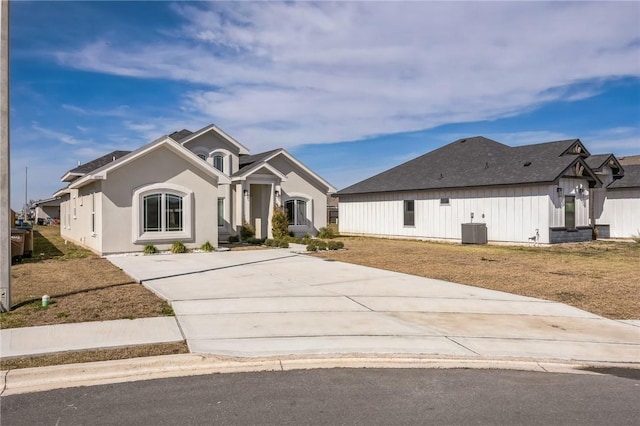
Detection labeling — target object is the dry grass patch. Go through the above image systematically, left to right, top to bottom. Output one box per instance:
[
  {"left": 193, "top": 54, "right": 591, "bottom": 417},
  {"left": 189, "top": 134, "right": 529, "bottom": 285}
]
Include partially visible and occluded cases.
[
  {"left": 1, "top": 225, "right": 174, "bottom": 329},
  {"left": 313, "top": 237, "right": 640, "bottom": 319},
  {"left": 0, "top": 342, "right": 189, "bottom": 370}
]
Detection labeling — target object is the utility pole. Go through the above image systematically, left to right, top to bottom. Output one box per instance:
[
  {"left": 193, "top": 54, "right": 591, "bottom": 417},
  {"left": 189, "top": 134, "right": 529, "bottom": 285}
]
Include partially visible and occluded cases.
[{"left": 1, "top": 0, "right": 11, "bottom": 311}]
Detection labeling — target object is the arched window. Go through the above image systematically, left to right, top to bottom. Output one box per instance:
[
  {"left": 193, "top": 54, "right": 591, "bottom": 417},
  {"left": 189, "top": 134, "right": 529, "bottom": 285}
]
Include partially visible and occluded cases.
[
  {"left": 213, "top": 154, "right": 224, "bottom": 172},
  {"left": 133, "top": 183, "right": 192, "bottom": 242},
  {"left": 142, "top": 193, "right": 183, "bottom": 232},
  {"left": 285, "top": 199, "right": 307, "bottom": 226}
]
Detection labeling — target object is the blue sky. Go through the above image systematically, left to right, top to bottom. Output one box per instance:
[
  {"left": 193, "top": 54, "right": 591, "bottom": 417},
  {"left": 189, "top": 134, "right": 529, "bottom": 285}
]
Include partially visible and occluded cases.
[{"left": 9, "top": 1, "right": 640, "bottom": 210}]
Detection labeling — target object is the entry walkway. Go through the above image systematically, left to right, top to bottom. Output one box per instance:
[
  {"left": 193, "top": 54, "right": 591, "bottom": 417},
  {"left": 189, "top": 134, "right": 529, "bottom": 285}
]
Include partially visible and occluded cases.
[
  {"left": 107, "top": 250, "right": 640, "bottom": 364},
  {"left": 1, "top": 317, "right": 182, "bottom": 358}
]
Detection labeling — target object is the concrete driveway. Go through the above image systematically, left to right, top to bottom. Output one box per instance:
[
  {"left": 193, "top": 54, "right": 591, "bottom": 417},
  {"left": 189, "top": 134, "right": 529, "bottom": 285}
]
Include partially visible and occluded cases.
[{"left": 108, "top": 249, "right": 640, "bottom": 363}]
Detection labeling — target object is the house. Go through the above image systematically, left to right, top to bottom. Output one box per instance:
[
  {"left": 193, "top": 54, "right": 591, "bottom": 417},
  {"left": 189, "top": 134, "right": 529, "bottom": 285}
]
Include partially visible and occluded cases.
[
  {"left": 54, "top": 124, "right": 335, "bottom": 255},
  {"left": 336, "top": 136, "right": 639, "bottom": 244},
  {"left": 591, "top": 155, "right": 640, "bottom": 239},
  {"left": 31, "top": 197, "right": 62, "bottom": 224}
]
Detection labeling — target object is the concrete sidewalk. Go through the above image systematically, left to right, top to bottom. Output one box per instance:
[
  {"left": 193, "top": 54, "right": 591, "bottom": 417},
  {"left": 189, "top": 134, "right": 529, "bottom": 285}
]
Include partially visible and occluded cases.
[
  {"left": 108, "top": 250, "right": 640, "bottom": 364},
  {"left": 1, "top": 317, "right": 183, "bottom": 358}
]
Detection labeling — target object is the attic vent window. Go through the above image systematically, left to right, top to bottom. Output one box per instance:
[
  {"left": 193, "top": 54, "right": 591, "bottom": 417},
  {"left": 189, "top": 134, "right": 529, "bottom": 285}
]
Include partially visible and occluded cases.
[{"left": 524, "top": 161, "right": 531, "bottom": 167}]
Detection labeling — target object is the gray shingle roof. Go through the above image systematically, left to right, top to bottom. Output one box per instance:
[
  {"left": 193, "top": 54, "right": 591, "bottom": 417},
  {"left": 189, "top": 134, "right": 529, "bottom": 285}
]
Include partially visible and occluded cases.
[
  {"left": 169, "top": 129, "right": 193, "bottom": 142},
  {"left": 337, "top": 137, "right": 592, "bottom": 195},
  {"left": 234, "top": 149, "right": 282, "bottom": 176},
  {"left": 66, "top": 150, "right": 132, "bottom": 176},
  {"left": 585, "top": 154, "right": 613, "bottom": 170},
  {"left": 618, "top": 155, "right": 640, "bottom": 166},
  {"left": 608, "top": 164, "right": 640, "bottom": 189}
]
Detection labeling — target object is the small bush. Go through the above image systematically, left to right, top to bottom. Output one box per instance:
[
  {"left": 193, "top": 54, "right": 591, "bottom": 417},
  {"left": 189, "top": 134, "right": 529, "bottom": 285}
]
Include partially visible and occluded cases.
[
  {"left": 272, "top": 205, "right": 290, "bottom": 239},
  {"left": 240, "top": 221, "right": 255, "bottom": 241},
  {"left": 318, "top": 227, "right": 337, "bottom": 239},
  {"left": 632, "top": 231, "right": 640, "bottom": 244},
  {"left": 228, "top": 235, "right": 240, "bottom": 243},
  {"left": 246, "top": 237, "right": 264, "bottom": 245},
  {"left": 264, "top": 239, "right": 275, "bottom": 247},
  {"left": 306, "top": 239, "right": 328, "bottom": 251},
  {"left": 278, "top": 240, "right": 289, "bottom": 248},
  {"left": 171, "top": 241, "right": 188, "bottom": 254},
  {"left": 201, "top": 241, "right": 214, "bottom": 252},
  {"left": 327, "top": 241, "right": 344, "bottom": 250},
  {"left": 143, "top": 244, "right": 158, "bottom": 255}
]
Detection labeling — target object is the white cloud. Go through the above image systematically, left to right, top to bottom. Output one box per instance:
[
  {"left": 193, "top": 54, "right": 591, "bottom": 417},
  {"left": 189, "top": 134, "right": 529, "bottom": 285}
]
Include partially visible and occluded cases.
[
  {"left": 51, "top": 2, "right": 639, "bottom": 151},
  {"left": 31, "top": 123, "right": 88, "bottom": 145}
]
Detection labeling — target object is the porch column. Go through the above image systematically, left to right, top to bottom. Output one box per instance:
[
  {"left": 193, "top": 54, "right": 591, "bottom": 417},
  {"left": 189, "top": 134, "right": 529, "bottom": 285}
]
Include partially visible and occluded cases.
[
  {"left": 242, "top": 181, "right": 250, "bottom": 225},
  {"left": 234, "top": 183, "right": 243, "bottom": 230},
  {"left": 267, "top": 183, "right": 275, "bottom": 238}
]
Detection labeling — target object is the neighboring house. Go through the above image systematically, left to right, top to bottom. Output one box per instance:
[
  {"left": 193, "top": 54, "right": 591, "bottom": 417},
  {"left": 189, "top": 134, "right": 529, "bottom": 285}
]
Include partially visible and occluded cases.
[
  {"left": 54, "top": 124, "right": 335, "bottom": 255},
  {"left": 337, "top": 136, "right": 638, "bottom": 244},
  {"left": 591, "top": 154, "right": 640, "bottom": 238},
  {"left": 31, "top": 197, "right": 62, "bottom": 224}
]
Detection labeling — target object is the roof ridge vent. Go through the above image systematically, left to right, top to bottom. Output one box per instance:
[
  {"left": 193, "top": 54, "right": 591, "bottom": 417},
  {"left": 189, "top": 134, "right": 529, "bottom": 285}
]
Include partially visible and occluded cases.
[{"left": 460, "top": 139, "right": 467, "bottom": 143}]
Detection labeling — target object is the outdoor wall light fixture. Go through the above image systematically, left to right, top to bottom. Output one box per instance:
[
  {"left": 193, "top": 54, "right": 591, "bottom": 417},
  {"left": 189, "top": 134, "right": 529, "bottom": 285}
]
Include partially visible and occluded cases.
[
  {"left": 556, "top": 187, "right": 563, "bottom": 194},
  {"left": 243, "top": 190, "right": 249, "bottom": 196},
  {"left": 274, "top": 190, "right": 280, "bottom": 197}
]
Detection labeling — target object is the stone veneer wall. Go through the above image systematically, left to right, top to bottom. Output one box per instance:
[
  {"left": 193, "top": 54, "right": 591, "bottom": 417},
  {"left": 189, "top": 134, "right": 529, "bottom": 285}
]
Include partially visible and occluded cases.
[{"left": 549, "top": 226, "right": 593, "bottom": 244}]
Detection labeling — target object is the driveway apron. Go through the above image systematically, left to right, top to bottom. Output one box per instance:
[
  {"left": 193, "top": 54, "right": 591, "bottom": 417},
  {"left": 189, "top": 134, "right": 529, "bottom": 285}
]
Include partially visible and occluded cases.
[{"left": 108, "top": 250, "right": 640, "bottom": 363}]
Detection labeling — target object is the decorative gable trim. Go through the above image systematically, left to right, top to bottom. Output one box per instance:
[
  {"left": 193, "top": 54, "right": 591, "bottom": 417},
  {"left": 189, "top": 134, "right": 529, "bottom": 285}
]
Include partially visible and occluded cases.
[{"left": 560, "top": 139, "right": 590, "bottom": 157}]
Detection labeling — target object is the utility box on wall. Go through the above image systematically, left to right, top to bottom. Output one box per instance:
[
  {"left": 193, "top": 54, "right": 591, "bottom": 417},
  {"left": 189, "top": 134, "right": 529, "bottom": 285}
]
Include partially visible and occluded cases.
[{"left": 461, "top": 223, "right": 487, "bottom": 244}]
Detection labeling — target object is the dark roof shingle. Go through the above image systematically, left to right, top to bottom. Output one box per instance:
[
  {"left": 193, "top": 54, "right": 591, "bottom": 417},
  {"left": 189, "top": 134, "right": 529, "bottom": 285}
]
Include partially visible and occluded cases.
[
  {"left": 337, "top": 137, "right": 589, "bottom": 195},
  {"left": 66, "top": 150, "right": 132, "bottom": 176},
  {"left": 608, "top": 165, "right": 640, "bottom": 189}
]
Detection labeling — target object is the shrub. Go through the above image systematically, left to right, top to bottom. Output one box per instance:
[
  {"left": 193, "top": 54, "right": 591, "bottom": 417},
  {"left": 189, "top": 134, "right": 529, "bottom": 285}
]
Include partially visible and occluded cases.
[
  {"left": 272, "top": 205, "right": 289, "bottom": 239},
  {"left": 240, "top": 221, "right": 255, "bottom": 241},
  {"left": 318, "top": 227, "right": 337, "bottom": 239},
  {"left": 632, "top": 231, "right": 640, "bottom": 244},
  {"left": 228, "top": 235, "right": 240, "bottom": 243},
  {"left": 246, "top": 237, "right": 264, "bottom": 245},
  {"left": 264, "top": 239, "right": 275, "bottom": 247},
  {"left": 306, "top": 239, "right": 328, "bottom": 252},
  {"left": 278, "top": 240, "right": 289, "bottom": 248},
  {"left": 171, "top": 241, "right": 187, "bottom": 254},
  {"left": 201, "top": 241, "right": 214, "bottom": 252},
  {"left": 327, "top": 241, "right": 344, "bottom": 250},
  {"left": 143, "top": 244, "right": 158, "bottom": 255}
]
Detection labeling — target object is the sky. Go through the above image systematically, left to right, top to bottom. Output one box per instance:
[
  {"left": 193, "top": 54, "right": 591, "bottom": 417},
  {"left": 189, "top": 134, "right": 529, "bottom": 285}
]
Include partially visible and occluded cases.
[{"left": 9, "top": 1, "right": 640, "bottom": 210}]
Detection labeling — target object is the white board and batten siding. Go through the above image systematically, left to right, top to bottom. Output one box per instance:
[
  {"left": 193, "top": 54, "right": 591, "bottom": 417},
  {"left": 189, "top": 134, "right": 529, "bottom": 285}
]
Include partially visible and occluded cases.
[
  {"left": 548, "top": 178, "right": 591, "bottom": 228},
  {"left": 339, "top": 185, "right": 554, "bottom": 244},
  {"left": 595, "top": 188, "right": 640, "bottom": 238}
]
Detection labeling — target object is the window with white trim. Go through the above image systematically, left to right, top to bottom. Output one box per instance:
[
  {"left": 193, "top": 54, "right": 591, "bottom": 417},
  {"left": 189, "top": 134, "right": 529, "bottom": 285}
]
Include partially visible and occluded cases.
[
  {"left": 213, "top": 155, "right": 224, "bottom": 173},
  {"left": 132, "top": 183, "right": 193, "bottom": 243},
  {"left": 90, "top": 192, "right": 96, "bottom": 235},
  {"left": 143, "top": 193, "right": 183, "bottom": 233},
  {"left": 285, "top": 199, "right": 307, "bottom": 226}
]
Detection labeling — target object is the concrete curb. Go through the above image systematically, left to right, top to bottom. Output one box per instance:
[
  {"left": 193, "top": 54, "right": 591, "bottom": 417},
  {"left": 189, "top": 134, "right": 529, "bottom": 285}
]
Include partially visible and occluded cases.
[{"left": 2, "top": 354, "right": 638, "bottom": 396}]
